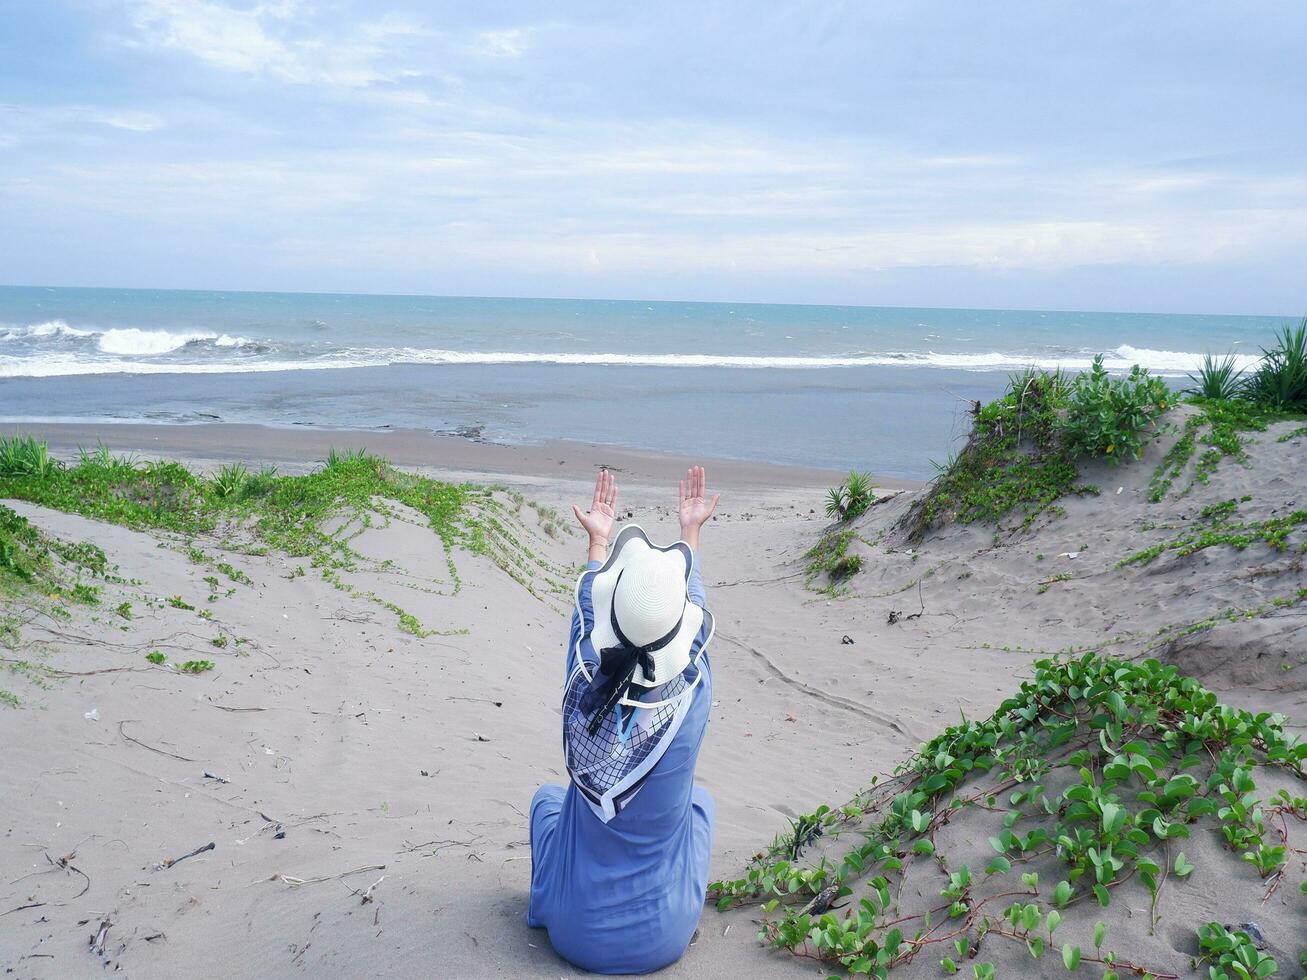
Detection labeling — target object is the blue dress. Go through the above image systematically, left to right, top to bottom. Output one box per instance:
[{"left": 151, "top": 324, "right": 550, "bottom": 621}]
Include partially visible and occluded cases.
[{"left": 527, "top": 557, "right": 713, "bottom": 974}]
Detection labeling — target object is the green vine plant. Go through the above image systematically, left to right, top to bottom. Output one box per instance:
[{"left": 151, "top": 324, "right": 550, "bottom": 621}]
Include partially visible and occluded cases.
[
  {"left": 1147, "top": 399, "right": 1279, "bottom": 503},
  {"left": 0, "top": 439, "right": 575, "bottom": 636},
  {"left": 1118, "top": 496, "right": 1307, "bottom": 568},
  {"left": 709, "top": 654, "right": 1306, "bottom": 978},
  {"left": 1194, "top": 922, "right": 1277, "bottom": 979}
]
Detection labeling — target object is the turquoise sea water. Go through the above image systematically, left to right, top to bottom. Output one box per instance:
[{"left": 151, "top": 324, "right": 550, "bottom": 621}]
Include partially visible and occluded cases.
[{"left": 0, "top": 286, "right": 1292, "bottom": 478}]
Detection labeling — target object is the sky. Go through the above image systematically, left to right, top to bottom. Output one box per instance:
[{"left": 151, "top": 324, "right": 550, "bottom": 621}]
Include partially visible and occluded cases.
[{"left": 1, "top": 1, "right": 1304, "bottom": 315}]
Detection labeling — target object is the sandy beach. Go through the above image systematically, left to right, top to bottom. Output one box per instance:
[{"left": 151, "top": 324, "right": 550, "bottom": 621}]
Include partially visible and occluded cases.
[
  {"left": 5, "top": 3, "right": 1306, "bottom": 975},
  {"left": 2, "top": 408, "right": 1304, "bottom": 978},
  {"left": 0, "top": 428, "right": 937, "bottom": 978}
]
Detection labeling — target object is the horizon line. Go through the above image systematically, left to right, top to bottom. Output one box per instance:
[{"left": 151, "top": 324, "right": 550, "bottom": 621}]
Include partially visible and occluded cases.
[{"left": 0, "top": 281, "right": 1299, "bottom": 323}]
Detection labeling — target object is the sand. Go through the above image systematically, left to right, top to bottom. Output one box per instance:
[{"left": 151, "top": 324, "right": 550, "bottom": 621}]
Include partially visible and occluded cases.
[{"left": 1, "top": 419, "right": 1303, "bottom": 978}]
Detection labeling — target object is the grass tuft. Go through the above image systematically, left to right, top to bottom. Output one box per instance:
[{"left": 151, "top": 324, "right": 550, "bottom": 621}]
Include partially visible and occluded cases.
[
  {"left": 1244, "top": 318, "right": 1307, "bottom": 412},
  {"left": 1185, "top": 352, "right": 1246, "bottom": 401},
  {"left": 0, "top": 435, "right": 61, "bottom": 479},
  {"left": 824, "top": 470, "right": 876, "bottom": 522}
]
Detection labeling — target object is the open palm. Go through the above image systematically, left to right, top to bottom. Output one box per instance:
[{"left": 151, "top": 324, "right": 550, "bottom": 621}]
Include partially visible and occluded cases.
[
  {"left": 678, "top": 465, "right": 719, "bottom": 530},
  {"left": 573, "top": 468, "right": 618, "bottom": 542}
]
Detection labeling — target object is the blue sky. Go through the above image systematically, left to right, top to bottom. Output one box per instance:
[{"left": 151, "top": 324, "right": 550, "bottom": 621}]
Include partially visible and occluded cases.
[{"left": 1, "top": 1, "right": 1304, "bottom": 314}]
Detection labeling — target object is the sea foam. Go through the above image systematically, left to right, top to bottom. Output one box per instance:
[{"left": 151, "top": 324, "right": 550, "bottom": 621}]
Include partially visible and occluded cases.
[
  {"left": 0, "top": 314, "right": 1266, "bottom": 379},
  {"left": 0, "top": 319, "right": 95, "bottom": 340},
  {"left": 96, "top": 328, "right": 219, "bottom": 356},
  {"left": 0, "top": 344, "right": 1257, "bottom": 378}
]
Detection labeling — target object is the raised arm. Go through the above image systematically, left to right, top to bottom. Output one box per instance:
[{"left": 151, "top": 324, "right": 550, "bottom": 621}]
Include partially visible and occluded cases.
[
  {"left": 677, "top": 465, "right": 719, "bottom": 552},
  {"left": 678, "top": 466, "right": 719, "bottom": 607},
  {"left": 573, "top": 468, "right": 618, "bottom": 565}
]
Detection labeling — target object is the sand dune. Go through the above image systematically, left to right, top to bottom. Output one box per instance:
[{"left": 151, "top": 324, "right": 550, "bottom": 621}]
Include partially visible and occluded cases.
[{"left": 1, "top": 419, "right": 1303, "bottom": 977}]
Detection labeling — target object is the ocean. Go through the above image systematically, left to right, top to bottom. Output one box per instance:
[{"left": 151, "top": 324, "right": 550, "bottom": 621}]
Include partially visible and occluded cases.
[{"left": 0, "top": 285, "right": 1290, "bottom": 479}]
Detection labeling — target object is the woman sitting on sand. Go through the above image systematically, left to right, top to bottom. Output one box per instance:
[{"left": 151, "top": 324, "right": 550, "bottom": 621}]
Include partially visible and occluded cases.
[{"left": 527, "top": 466, "right": 719, "bottom": 974}]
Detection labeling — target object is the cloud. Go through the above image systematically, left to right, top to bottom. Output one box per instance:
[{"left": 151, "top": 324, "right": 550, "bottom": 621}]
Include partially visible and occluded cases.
[
  {"left": 126, "top": 0, "right": 429, "bottom": 87},
  {"left": 3, "top": 2, "right": 1304, "bottom": 310},
  {"left": 472, "top": 28, "right": 533, "bottom": 58},
  {"left": 0, "top": 103, "right": 166, "bottom": 144},
  {"left": 96, "top": 110, "right": 165, "bottom": 132},
  {"left": 23, "top": 117, "right": 1300, "bottom": 287},
  {"left": 919, "top": 155, "right": 1021, "bottom": 168},
  {"left": 280, "top": 211, "right": 1307, "bottom": 280}
]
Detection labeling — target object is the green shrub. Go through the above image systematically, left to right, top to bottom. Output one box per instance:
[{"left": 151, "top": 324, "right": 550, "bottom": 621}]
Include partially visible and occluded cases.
[
  {"left": 1244, "top": 318, "right": 1307, "bottom": 412},
  {"left": 1186, "top": 352, "right": 1246, "bottom": 400},
  {"left": 1060, "top": 356, "right": 1171, "bottom": 463},
  {"left": 902, "top": 358, "right": 1170, "bottom": 537},
  {"left": 902, "top": 368, "right": 1083, "bottom": 536},
  {"left": 829, "top": 554, "right": 862, "bottom": 580}
]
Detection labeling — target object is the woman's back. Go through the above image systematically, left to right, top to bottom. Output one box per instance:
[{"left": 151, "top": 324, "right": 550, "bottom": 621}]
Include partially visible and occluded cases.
[
  {"left": 527, "top": 467, "right": 720, "bottom": 974},
  {"left": 527, "top": 661, "right": 712, "bottom": 973}
]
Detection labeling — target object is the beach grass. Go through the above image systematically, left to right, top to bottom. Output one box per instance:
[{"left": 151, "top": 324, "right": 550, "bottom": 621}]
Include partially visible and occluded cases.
[
  {"left": 1181, "top": 318, "right": 1307, "bottom": 413},
  {"left": 1243, "top": 318, "right": 1307, "bottom": 413},
  {"left": 869, "top": 339, "right": 1307, "bottom": 549},
  {"left": 1185, "top": 352, "right": 1247, "bottom": 401},
  {"left": 893, "top": 356, "right": 1157, "bottom": 541},
  {"left": 0, "top": 441, "right": 573, "bottom": 639},
  {"left": 825, "top": 471, "right": 876, "bottom": 523}
]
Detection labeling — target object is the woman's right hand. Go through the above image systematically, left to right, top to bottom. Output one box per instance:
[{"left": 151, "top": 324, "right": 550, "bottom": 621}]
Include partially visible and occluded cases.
[
  {"left": 678, "top": 465, "right": 719, "bottom": 550},
  {"left": 573, "top": 468, "right": 618, "bottom": 560}
]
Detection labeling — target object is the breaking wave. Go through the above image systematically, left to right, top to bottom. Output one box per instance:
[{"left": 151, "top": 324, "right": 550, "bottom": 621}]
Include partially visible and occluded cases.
[{"left": 0, "top": 319, "right": 1262, "bottom": 378}]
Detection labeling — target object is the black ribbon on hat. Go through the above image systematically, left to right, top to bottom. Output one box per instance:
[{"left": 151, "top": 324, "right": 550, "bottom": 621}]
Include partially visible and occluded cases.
[{"left": 586, "top": 569, "right": 685, "bottom": 736}]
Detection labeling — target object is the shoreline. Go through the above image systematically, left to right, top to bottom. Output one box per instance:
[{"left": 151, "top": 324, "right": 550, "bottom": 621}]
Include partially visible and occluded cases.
[{"left": 0, "top": 419, "right": 922, "bottom": 491}]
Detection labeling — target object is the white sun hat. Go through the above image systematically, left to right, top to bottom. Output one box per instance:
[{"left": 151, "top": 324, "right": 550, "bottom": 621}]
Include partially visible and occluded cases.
[
  {"left": 562, "top": 523, "right": 713, "bottom": 821},
  {"left": 580, "top": 524, "right": 706, "bottom": 690}
]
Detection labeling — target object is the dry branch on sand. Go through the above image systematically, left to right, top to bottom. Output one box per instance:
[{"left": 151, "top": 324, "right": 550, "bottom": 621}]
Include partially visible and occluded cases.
[
  {"left": 118, "top": 719, "right": 195, "bottom": 762},
  {"left": 263, "top": 864, "right": 386, "bottom": 888}
]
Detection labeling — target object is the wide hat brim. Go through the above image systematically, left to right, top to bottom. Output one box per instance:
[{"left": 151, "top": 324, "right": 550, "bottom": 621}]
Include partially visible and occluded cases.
[{"left": 578, "top": 523, "right": 708, "bottom": 689}]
